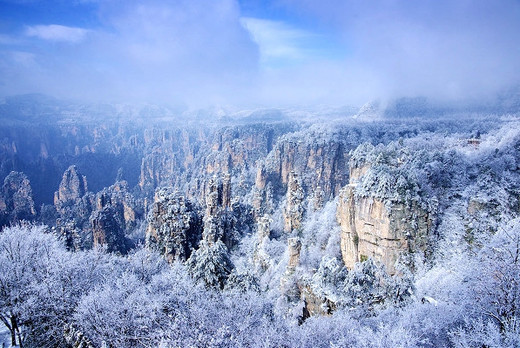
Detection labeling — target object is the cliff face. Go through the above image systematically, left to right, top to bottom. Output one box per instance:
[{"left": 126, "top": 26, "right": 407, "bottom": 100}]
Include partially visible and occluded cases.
[
  {"left": 138, "top": 125, "right": 289, "bottom": 209},
  {"left": 253, "top": 129, "right": 350, "bottom": 221},
  {"left": 255, "top": 131, "right": 349, "bottom": 197},
  {"left": 337, "top": 164, "right": 430, "bottom": 275},
  {"left": 53, "top": 166, "right": 140, "bottom": 252},
  {"left": 0, "top": 171, "right": 36, "bottom": 226},
  {"left": 90, "top": 180, "right": 142, "bottom": 253},
  {"left": 96, "top": 180, "right": 141, "bottom": 230}
]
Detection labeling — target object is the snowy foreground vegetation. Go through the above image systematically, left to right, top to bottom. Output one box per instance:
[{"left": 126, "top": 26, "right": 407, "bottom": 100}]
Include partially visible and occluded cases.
[
  {"left": 1, "top": 100, "right": 520, "bottom": 347},
  {"left": 1, "top": 219, "right": 520, "bottom": 347}
]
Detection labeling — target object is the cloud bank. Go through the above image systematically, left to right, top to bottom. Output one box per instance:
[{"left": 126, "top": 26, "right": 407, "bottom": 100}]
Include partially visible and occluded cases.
[
  {"left": 0, "top": 0, "right": 519, "bottom": 107},
  {"left": 277, "top": 0, "right": 520, "bottom": 103}
]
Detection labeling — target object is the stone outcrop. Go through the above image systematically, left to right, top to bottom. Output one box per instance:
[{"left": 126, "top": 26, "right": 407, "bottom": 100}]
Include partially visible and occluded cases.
[
  {"left": 138, "top": 125, "right": 288, "bottom": 210},
  {"left": 254, "top": 130, "right": 349, "bottom": 201},
  {"left": 53, "top": 165, "right": 142, "bottom": 252},
  {"left": 54, "top": 165, "right": 88, "bottom": 211},
  {"left": 337, "top": 165, "right": 430, "bottom": 275},
  {"left": 53, "top": 166, "right": 95, "bottom": 249},
  {"left": 0, "top": 171, "right": 36, "bottom": 226},
  {"left": 283, "top": 172, "right": 305, "bottom": 233},
  {"left": 202, "top": 177, "right": 227, "bottom": 245},
  {"left": 89, "top": 180, "right": 141, "bottom": 253},
  {"left": 96, "top": 180, "right": 141, "bottom": 231},
  {"left": 146, "top": 188, "right": 202, "bottom": 262},
  {"left": 91, "top": 206, "right": 126, "bottom": 253},
  {"left": 253, "top": 215, "right": 272, "bottom": 270},
  {"left": 280, "top": 237, "right": 303, "bottom": 301},
  {"left": 286, "top": 237, "right": 302, "bottom": 273},
  {"left": 301, "top": 286, "right": 334, "bottom": 318}
]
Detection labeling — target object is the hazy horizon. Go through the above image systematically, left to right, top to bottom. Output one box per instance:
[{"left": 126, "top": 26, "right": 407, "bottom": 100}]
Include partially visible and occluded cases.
[{"left": 1, "top": 0, "right": 520, "bottom": 108}]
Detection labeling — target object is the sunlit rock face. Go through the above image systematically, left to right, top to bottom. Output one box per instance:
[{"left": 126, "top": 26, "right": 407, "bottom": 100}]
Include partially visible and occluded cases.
[
  {"left": 337, "top": 164, "right": 430, "bottom": 275},
  {"left": 54, "top": 165, "right": 88, "bottom": 211},
  {"left": 0, "top": 171, "right": 36, "bottom": 226},
  {"left": 145, "top": 188, "right": 202, "bottom": 262}
]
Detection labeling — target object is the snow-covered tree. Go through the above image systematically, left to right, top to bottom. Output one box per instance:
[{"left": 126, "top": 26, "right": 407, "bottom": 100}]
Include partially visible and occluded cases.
[
  {"left": 0, "top": 224, "right": 64, "bottom": 346},
  {"left": 186, "top": 239, "right": 234, "bottom": 289}
]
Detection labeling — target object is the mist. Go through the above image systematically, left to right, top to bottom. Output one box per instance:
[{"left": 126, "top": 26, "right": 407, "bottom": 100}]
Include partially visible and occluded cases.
[{"left": 0, "top": 0, "right": 519, "bottom": 108}]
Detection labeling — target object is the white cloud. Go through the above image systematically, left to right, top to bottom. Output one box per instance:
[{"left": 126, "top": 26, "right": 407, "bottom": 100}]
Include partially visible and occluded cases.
[
  {"left": 241, "top": 17, "right": 333, "bottom": 68},
  {"left": 241, "top": 18, "right": 308, "bottom": 63},
  {"left": 25, "top": 24, "right": 89, "bottom": 43}
]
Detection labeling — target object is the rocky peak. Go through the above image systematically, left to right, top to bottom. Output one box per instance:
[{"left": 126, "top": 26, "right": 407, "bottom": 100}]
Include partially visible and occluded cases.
[
  {"left": 54, "top": 165, "right": 88, "bottom": 208},
  {"left": 0, "top": 171, "right": 36, "bottom": 226}
]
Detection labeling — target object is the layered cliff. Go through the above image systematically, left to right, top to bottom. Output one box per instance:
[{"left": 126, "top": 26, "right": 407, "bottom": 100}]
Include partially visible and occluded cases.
[{"left": 337, "top": 148, "right": 431, "bottom": 275}]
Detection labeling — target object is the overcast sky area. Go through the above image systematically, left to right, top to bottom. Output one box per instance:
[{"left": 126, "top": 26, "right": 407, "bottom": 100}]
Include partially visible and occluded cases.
[{"left": 0, "top": 0, "right": 519, "bottom": 108}]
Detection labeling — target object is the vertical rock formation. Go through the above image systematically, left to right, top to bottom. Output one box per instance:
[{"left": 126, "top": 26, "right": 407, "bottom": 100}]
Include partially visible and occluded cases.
[
  {"left": 253, "top": 129, "right": 350, "bottom": 207},
  {"left": 337, "top": 163, "right": 430, "bottom": 275},
  {"left": 54, "top": 165, "right": 88, "bottom": 210},
  {"left": 54, "top": 166, "right": 94, "bottom": 250},
  {"left": 0, "top": 171, "right": 36, "bottom": 226},
  {"left": 283, "top": 172, "right": 304, "bottom": 233},
  {"left": 221, "top": 173, "right": 232, "bottom": 209},
  {"left": 201, "top": 175, "right": 250, "bottom": 249},
  {"left": 202, "top": 177, "right": 226, "bottom": 245},
  {"left": 89, "top": 180, "right": 142, "bottom": 253},
  {"left": 96, "top": 180, "right": 141, "bottom": 231},
  {"left": 311, "top": 186, "right": 325, "bottom": 211},
  {"left": 146, "top": 189, "right": 202, "bottom": 262},
  {"left": 91, "top": 205, "right": 126, "bottom": 253},
  {"left": 253, "top": 215, "right": 272, "bottom": 270},
  {"left": 280, "top": 237, "right": 302, "bottom": 301},
  {"left": 286, "top": 237, "right": 302, "bottom": 273}
]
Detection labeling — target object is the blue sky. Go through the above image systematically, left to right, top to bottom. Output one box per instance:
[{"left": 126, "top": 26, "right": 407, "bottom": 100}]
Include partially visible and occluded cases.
[{"left": 0, "top": 0, "right": 519, "bottom": 107}]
